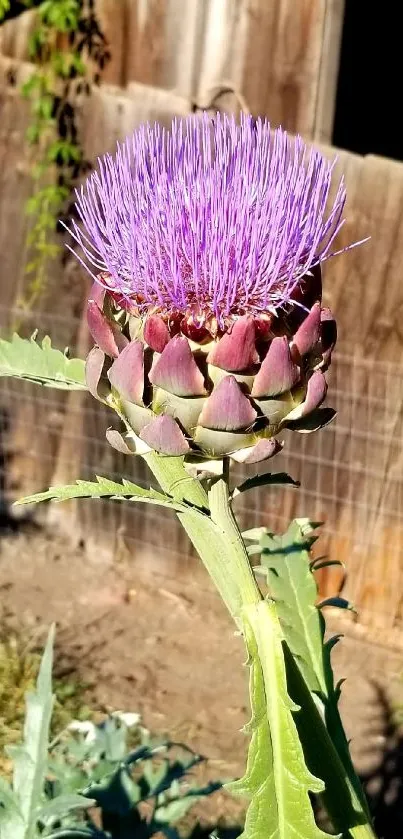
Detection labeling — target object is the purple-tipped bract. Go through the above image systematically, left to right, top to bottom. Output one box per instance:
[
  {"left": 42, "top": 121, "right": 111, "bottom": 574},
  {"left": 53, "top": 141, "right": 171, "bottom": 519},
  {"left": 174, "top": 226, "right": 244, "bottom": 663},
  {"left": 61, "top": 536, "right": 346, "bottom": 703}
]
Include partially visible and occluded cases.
[{"left": 70, "top": 113, "right": 345, "bottom": 326}]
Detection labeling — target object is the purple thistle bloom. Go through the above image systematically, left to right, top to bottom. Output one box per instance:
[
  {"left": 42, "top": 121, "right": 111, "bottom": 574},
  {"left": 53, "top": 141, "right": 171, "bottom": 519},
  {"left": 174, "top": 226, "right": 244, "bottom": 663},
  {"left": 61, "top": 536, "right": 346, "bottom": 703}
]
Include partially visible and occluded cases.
[{"left": 69, "top": 113, "right": 346, "bottom": 326}]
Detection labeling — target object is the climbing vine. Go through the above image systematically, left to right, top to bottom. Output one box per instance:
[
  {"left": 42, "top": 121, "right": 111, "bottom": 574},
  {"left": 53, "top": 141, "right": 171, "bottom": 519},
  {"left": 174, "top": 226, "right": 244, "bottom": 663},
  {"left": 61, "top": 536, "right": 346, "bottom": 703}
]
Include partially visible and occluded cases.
[{"left": 0, "top": 0, "right": 110, "bottom": 310}]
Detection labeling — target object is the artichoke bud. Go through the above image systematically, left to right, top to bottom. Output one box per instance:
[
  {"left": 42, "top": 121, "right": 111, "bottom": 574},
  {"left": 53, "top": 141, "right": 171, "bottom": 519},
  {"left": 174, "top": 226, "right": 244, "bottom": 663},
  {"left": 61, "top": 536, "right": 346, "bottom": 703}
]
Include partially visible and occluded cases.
[{"left": 85, "top": 280, "right": 336, "bottom": 464}]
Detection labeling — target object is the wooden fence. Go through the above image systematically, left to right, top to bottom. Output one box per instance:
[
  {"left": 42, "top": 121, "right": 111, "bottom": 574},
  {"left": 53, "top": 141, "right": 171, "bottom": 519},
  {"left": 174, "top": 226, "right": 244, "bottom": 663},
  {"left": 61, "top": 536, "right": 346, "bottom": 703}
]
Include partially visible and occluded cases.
[
  {"left": 0, "top": 0, "right": 345, "bottom": 141},
  {"left": 2, "top": 7, "right": 403, "bottom": 644}
]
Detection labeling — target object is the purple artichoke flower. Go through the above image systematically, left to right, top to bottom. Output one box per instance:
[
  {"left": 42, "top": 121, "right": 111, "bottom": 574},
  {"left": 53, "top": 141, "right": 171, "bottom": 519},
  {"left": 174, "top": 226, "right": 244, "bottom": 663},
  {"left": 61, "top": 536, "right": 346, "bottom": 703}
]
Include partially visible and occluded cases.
[{"left": 69, "top": 113, "right": 343, "bottom": 464}]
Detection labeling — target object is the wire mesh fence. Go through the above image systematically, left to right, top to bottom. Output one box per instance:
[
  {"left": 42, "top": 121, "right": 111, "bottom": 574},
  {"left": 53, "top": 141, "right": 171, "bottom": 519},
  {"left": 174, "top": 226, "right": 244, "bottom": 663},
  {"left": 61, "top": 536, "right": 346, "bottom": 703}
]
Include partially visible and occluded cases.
[{"left": 1, "top": 305, "right": 403, "bottom": 632}]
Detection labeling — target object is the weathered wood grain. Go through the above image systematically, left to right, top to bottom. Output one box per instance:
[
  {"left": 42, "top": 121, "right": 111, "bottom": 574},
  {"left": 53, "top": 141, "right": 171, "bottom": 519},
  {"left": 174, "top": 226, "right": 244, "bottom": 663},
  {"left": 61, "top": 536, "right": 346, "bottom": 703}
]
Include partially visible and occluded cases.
[
  {"left": 0, "top": 0, "right": 344, "bottom": 140},
  {"left": 194, "top": 0, "right": 344, "bottom": 139}
]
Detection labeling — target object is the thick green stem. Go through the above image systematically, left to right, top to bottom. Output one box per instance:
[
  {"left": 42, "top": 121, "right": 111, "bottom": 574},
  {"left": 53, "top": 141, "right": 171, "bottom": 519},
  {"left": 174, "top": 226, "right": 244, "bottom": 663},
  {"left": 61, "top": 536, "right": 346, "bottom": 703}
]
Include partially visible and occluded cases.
[
  {"left": 143, "top": 450, "right": 209, "bottom": 509},
  {"left": 141, "top": 452, "right": 376, "bottom": 838},
  {"left": 143, "top": 453, "right": 260, "bottom": 618},
  {"left": 208, "top": 473, "right": 262, "bottom": 610}
]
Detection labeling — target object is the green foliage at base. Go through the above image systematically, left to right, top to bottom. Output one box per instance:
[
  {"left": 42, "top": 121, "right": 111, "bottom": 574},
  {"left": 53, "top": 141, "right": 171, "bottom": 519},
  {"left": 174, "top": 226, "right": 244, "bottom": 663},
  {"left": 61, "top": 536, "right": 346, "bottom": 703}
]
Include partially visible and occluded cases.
[
  {"left": 0, "top": 628, "right": 223, "bottom": 839},
  {"left": 0, "top": 631, "right": 90, "bottom": 775}
]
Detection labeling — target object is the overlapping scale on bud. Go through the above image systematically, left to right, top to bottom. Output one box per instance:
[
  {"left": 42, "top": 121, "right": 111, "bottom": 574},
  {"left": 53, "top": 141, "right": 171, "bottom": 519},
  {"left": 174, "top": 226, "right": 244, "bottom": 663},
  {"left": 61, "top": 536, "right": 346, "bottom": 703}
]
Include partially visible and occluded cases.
[
  {"left": 68, "top": 113, "right": 344, "bottom": 464},
  {"left": 84, "top": 268, "right": 336, "bottom": 464}
]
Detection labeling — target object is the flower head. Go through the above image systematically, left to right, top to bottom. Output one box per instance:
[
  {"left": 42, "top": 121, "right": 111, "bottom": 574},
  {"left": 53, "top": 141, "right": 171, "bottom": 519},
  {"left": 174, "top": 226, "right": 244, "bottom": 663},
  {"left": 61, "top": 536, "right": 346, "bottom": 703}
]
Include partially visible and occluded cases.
[
  {"left": 70, "top": 113, "right": 345, "bottom": 331},
  {"left": 76, "top": 114, "right": 344, "bottom": 464}
]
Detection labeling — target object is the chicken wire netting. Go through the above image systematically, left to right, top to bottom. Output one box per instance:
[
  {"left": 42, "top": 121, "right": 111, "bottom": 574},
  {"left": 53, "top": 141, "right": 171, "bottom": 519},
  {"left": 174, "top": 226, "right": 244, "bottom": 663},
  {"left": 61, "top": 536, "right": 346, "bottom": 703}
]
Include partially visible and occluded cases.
[{"left": 1, "top": 305, "right": 403, "bottom": 628}]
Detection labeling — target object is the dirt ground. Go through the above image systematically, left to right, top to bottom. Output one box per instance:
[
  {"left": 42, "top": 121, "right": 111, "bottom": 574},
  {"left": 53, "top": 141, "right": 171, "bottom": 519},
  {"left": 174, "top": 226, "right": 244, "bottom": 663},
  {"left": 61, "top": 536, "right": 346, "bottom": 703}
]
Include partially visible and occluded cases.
[{"left": 1, "top": 523, "right": 403, "bottom": 832}]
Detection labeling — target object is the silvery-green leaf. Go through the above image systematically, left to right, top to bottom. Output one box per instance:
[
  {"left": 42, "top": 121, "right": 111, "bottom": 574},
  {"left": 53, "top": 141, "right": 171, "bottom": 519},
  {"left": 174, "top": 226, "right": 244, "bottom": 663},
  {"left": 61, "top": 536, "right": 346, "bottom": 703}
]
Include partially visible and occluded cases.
[
  {"left": 0, "top": 333, "right": 86, "bottom": 389},
  {"left": 15, "top": 476, "right": 186, "bottom": 512},
  {"left": 252, "top": 520, "right": 327, "bottom": 694},
  {"left": 0, "top": 776, "right": 24, "bottom": 838},
  {"left": 36, "top": 793, "right": 95, "bottom": 824},
  {"left": 154, "top": 796, "right": 197, "bottom": 824}
]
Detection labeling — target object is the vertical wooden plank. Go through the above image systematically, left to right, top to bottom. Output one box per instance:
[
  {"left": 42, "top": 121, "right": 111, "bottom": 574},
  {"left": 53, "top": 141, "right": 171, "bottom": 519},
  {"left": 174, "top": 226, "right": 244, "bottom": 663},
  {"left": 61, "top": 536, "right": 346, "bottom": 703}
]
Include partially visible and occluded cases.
[
  {"left": 94, "top": 0, "right": 126, "bottom": 85},
  {"left": 123, "top": 0, "right": 205, "bottom": 98},
  {"left": 124, "top": 0, "right": 168, "bottom": 88},
  {"left": 194, "top": 0, "right": 251, "bottom": 109},
  {"left": 196, "top": 0, "right": 344, "bottom": 139},
  {"left": 239, "top": 0, "right": 329, "bottom": 134},
  {"left": 313, "top": 0, "right": 345, "bottom": 142},
  {"left": 0, "top": 9, "right": 37, "bottom": 63},
  {"left": 0, "top": 60, "right": 32, "bottom": 315},
  {"left": 319, "top": 151, "right": 403, "bottom": 360},
  {"left": 46, "top": 301, "right": 90, "bottom": 536}
]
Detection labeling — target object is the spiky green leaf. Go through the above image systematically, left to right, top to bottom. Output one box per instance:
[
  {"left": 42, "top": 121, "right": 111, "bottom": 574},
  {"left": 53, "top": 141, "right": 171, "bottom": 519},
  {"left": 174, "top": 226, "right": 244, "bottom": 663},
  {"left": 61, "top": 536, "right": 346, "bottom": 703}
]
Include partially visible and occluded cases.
[
  {"left": 0, "top": 333, "right": 86, "bottom": 390},
  {"left": 233, "top": 472, "right": 300, "bottom": 498},
  {"left": 15, "top": 476, "right": 187, "bottom": 512},
  {"left": 249, "top": 519, "right": 328, "bottom": 695},
  {"left": 245, "top": 520, "right": 374, "bottom": 830},
  {"left": 229, "top": 600, "right": 331, "bottom": 839},
  {"left": 36, "top": 792, "right": 94, "bottom": 824},
  {"left": 154, "top": 795, "right": 197, "bottom": 824}
]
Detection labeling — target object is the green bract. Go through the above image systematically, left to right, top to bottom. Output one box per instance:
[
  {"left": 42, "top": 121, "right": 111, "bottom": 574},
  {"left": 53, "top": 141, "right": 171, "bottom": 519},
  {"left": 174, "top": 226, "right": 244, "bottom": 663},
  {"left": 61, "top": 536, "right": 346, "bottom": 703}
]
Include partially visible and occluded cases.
[{"left": 87, "top": 275, "right": 336, "bottom": 465}]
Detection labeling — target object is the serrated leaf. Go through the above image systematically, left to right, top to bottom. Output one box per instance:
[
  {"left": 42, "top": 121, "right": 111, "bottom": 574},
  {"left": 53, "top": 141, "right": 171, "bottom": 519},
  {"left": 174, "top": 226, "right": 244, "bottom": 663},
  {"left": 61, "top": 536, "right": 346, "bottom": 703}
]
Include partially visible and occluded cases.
[
  {"left": 0, "top": 333, "right": 86, "bottom": 390},
  {"left": 233, "top": 472, "right": 299, "bottom": 498},
  {"left": 15, "top": 476, "right": 187, "bottom": 512},
  {"left": 255, "top": 520, "right": 328, "bottom": 695},
  {"left": 248, "top": 521, "right": 372, "bottom": 829},
  {"left": 229, "top": 601, "right": 331, "bottom": 839},
  {"left": 93, "top": 716, "right": 129, "bottom": 762},
  {"left": 143, "top": 760, "right": 169, "bottom": 795},
  {"left": 88, "top": 766, "right": 140, "bottom": 815},
  {"left": 36, "top": 792, "right": 95, "bottom": 824},
  {"left": 154, "top": 795, "right": 197, "bottom": 824}
]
